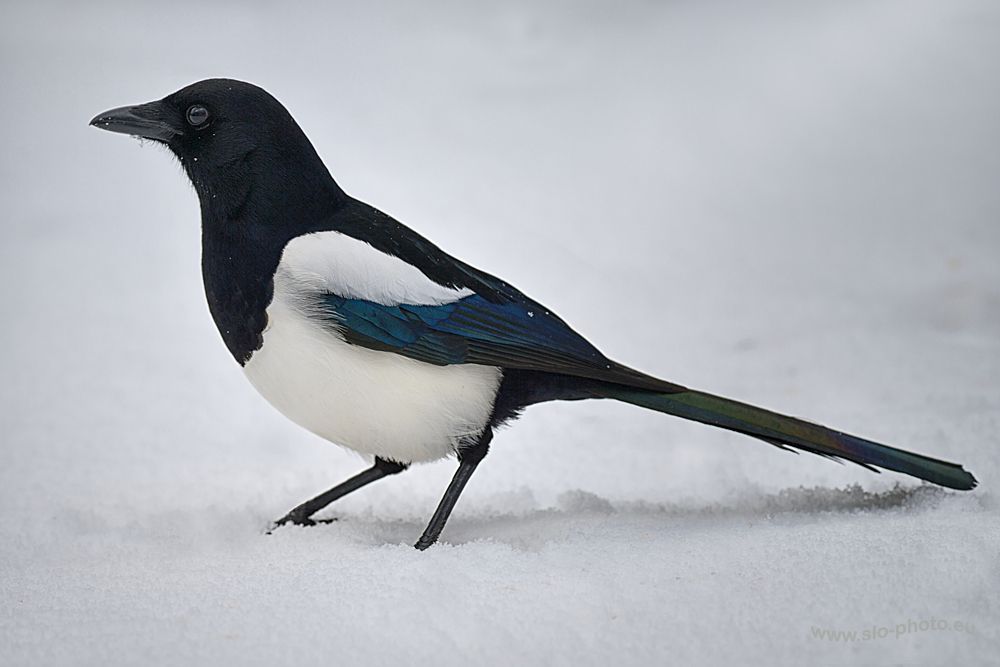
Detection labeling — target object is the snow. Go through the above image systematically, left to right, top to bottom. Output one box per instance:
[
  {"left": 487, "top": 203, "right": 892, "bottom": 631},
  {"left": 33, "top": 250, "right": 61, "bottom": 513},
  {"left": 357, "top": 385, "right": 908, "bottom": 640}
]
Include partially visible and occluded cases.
[{"left": 1, "top": 0, "right": 998, "bottom": 664}]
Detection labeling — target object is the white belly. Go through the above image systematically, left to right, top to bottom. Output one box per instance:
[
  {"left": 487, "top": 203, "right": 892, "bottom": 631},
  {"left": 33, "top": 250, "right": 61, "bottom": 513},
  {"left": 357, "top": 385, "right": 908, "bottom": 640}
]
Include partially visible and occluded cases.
[{"left": 243, "top": 290, "right": 503, "bottom": 464}]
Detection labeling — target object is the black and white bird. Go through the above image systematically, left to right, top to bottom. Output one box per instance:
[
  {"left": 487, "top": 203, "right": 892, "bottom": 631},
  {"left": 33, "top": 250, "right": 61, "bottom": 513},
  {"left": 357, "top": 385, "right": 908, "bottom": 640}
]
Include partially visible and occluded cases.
[{"left": 91, "top": 79, "right": 976, "bottom": 549}]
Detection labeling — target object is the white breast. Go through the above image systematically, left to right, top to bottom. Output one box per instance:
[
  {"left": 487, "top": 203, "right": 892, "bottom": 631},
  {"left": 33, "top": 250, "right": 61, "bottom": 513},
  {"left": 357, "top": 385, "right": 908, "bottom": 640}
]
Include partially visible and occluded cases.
[{"left": 242, "top": 232, "right": 502, "bottom": 464}]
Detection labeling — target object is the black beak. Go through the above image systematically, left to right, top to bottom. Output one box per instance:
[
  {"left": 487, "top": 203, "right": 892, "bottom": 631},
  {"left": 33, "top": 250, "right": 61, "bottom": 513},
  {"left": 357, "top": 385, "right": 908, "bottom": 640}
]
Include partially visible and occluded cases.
[{"left": 89, "top": 101, "right": 182, "bottom": 142}]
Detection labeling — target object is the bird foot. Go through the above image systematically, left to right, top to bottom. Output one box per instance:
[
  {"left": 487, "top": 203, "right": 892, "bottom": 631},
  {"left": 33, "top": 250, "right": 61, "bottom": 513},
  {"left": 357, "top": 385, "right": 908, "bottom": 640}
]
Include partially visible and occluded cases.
[{"left": 267, "top": 513, "right": 338, "bottom": 534}]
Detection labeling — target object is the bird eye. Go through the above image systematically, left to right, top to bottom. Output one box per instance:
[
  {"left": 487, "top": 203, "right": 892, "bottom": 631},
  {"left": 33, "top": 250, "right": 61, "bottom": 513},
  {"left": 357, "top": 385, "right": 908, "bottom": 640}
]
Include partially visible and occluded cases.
[{"left": 186, "top": 105, "right": 210, "bottom": 127}]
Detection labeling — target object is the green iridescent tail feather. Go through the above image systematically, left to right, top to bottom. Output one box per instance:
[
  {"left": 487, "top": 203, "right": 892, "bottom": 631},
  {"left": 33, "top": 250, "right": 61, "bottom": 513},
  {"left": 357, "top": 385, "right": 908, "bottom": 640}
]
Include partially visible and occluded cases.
[{"left": 595, "top": 387, "right": 977, "bottom": 491}]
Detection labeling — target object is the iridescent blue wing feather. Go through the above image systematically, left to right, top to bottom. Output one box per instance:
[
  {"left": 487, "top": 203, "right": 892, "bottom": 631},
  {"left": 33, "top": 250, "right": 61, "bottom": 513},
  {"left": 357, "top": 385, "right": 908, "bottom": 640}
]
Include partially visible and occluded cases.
[{"left": 316, "top": 293, "right": 679, "bottom": 392}]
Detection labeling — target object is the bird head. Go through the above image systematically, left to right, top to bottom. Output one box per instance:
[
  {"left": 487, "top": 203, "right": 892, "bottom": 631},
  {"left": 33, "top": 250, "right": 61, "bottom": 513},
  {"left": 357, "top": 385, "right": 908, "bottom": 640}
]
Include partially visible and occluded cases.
[{"left": 91, "top": 78, "right": 342, "bottom": 228}]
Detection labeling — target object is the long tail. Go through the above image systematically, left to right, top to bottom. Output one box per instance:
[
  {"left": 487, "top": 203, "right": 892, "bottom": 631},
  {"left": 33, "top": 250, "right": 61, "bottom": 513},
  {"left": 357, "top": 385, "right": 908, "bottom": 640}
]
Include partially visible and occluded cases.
[{"left": 592, "top": 386, "right": 977, "bottom": 490}]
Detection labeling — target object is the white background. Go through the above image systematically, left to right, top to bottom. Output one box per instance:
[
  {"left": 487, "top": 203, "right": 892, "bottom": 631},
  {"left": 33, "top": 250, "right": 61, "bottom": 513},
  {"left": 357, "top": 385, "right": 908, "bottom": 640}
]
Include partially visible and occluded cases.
[{"left": 2, "top": 1, "right": 997, "bottom": 664}]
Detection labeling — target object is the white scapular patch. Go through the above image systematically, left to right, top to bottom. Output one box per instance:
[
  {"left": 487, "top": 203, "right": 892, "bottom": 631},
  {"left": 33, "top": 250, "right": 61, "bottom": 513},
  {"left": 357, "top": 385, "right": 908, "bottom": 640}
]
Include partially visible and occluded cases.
[
  {"left": 279, "top": 230, "right": 473, "bottom": 306},
  {"left": 242, "top": 241, "right": 502, "bottom": 464}
]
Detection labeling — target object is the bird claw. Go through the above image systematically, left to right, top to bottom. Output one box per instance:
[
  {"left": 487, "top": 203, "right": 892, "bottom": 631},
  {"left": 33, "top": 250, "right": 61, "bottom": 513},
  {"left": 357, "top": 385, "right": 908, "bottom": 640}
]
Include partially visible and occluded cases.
[{"left": 266, "top": 513, "right": 339, "bottom": 534}]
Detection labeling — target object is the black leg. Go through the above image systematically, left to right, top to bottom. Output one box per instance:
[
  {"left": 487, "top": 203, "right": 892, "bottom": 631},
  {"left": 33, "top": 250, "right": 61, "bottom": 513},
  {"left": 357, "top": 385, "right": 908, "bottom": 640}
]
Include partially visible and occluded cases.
[
  {"left": 414, "top": 427, "right": 493, "bottom": 550},
  {"left": 272, "top": 457, "right": 408, "bottom": 529}
]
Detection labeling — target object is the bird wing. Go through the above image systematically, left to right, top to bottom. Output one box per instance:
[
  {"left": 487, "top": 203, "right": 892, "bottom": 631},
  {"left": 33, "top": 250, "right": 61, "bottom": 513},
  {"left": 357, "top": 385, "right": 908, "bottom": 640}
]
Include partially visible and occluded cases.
[
  {"left": 278, "top": 225, "right": 682, "bottom": 393},
  {"left": 312, "top": 292, "right": 678, "bottom": 392}
]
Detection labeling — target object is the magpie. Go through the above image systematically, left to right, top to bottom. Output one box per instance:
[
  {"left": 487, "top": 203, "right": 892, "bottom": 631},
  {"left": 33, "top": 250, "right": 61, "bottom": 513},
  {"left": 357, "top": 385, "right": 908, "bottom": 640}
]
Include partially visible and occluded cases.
[{"left": 91, "top": 79, "right": 977, "bottom": 549}]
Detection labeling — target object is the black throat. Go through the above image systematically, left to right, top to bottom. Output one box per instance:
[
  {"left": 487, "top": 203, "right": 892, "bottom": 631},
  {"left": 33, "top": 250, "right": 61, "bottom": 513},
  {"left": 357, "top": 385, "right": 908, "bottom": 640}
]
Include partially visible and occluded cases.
[{"left": 192, "top": 138, "right": 348, "bottom": 366}]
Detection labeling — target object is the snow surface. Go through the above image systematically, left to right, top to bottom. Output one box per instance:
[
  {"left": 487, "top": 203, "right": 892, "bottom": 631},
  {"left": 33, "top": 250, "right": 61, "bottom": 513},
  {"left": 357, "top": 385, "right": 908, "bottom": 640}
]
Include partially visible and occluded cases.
[{"left": 2, "top": 1, "right": 998, "bottom": 665}]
